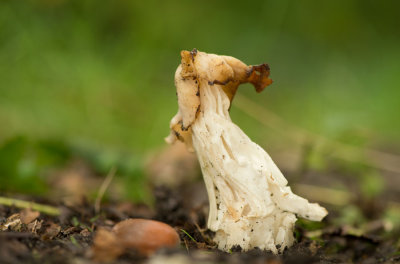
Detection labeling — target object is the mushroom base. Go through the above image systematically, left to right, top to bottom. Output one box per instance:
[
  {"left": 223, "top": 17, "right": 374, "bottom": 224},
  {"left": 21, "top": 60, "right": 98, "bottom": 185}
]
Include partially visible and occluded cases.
[{"left": 213, "top": 209, "right": 296, "bottom": 254}]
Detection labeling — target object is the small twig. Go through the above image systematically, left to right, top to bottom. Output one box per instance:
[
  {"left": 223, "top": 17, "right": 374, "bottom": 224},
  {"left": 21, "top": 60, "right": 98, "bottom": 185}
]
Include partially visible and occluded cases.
[
  {"left": 95, "top": 166, "right": 117, "bottom": 214},
  {"left": 0, "top": 196, "right": 60, "bottom": 216},
  {"left": 31, "top": 219, "right": 38, "bottom": 233},
  {"left": 193, "top": 221, "right": 211, "bottom": 243},
  {"left": 193, "top": 222, "right": 206, "bottom": 236},
  {"left": 183, "top": 238, "right": 190, "bottom": 253}
]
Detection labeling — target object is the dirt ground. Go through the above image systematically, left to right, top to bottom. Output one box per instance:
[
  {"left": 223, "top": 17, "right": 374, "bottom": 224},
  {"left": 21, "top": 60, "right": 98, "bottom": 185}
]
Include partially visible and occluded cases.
[{"left": 1, "top": 182, "right": 399, "bottom": 264}]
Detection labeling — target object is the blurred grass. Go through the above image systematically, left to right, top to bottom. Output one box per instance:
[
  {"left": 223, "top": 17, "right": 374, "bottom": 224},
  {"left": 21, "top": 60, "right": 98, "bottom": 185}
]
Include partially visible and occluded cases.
[{"left": 0, "top": 0, "right": 400, "bottom": 199}]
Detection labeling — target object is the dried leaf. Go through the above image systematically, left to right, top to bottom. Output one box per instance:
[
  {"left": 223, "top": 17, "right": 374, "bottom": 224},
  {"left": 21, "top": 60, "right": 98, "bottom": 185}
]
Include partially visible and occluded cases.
[
  {"left": 20, "top": 209, "right": 40, "bottom": 224},
  {"left": 41, "top": 222, "right": 61, "bottom": 240}
]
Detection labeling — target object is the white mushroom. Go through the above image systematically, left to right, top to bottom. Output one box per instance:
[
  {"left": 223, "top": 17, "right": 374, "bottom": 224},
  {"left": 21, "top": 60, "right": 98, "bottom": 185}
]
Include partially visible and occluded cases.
[{"left": 166, "top": 49, "right": 328, "bottom": 254}]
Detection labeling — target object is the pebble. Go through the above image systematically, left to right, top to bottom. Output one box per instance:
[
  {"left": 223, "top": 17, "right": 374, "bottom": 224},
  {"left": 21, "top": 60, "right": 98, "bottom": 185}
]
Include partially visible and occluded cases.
[{"left": 112, "top": 218, "right": 180, "bottom": 256}]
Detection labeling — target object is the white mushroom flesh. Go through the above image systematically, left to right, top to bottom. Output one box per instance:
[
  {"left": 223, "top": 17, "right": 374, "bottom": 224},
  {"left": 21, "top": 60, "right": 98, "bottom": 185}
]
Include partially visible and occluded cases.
[{"left": 167, "top": 50, "right": 328, "bottom": 253}]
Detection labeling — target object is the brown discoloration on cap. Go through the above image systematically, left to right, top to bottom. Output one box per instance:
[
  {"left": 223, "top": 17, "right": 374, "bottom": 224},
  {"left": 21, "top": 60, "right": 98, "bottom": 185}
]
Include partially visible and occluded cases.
[
  {"left": 190, "top": 48, "right": 197, "bottom": 62},
  {"left": 168, "top": 49, "right": 273, "bottom": 149},
  {"left": 180, "top": 50, "right": 197, "bottom": 78},
  {"left": 210, "top": 56, "right": 273, "bottom": 104},
  {"left": 220, "top": 56, "right": 273, "bottom": 102},
  {"left": 175, "top": 62, "right": 200, "bottom": 130},
  {"left": 246, "top": 64, "right": 273, "bottom": 93},
  {"left": 208, "top": 78, "right": 233, "bottom": 86},
  {"left": 171, "top": 122, "right": 193, "bottom": 150}
]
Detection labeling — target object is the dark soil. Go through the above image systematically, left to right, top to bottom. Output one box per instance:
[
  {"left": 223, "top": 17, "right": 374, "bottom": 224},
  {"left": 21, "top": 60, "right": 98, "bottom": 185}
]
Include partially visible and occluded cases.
[{"left": 1, "top": 184, "right": 399, "bottom": 264}]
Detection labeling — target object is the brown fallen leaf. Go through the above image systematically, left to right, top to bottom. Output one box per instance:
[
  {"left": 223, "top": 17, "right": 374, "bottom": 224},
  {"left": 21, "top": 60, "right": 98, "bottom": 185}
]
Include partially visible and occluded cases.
[
  {"left": 20, "top": 208, "right": 40, "bottom": 225},
  {"left": 41, "top": 222, "right": 61, "bottom": 240}
]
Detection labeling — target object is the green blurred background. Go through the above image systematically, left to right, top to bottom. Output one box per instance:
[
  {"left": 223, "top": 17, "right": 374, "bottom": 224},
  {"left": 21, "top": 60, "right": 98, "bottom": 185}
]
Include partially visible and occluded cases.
[{"left": 0, "top": 0, "right": 399, "bottom": 204}]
